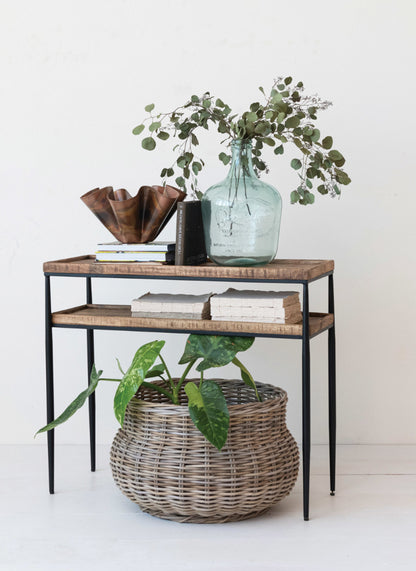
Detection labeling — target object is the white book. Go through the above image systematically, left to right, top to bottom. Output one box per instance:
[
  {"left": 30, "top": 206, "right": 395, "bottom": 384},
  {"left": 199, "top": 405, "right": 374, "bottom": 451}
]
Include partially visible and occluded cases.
[
  {"left": 96, "top": 241, "right": 175, "bottom": 252},
  {"left": 96, "top": 252, "right": 168, "bottom": 262},
  {"left": 210, "top": 289, "right": 300, "bottom": 309},
  {"left": 131, "top": 292, "right": 212, "bottom": 314},
  {"left": 211, "top": 304, "right": 301, "bottom": 318},
  {"left": 132, "top": 310, "right": 211, "bottom": 320},
  {"left": 212, "top": 314, "right": 302, "bottom": 324},
  {"left": 213, "top": 316, "right": 287, "bottom": 324}
]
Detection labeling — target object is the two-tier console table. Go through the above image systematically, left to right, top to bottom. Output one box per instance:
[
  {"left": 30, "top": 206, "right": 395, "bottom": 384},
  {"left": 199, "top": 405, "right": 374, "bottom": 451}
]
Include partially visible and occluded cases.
[{"left": 43, "top": 256, "right": 336, "bottom": 521}]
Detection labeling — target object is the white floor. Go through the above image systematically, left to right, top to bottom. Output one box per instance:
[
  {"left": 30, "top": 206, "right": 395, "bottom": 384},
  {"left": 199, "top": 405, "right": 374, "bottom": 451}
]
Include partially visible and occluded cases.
[{"left": 0, "top": 444, "right": 415, "bottom": 571}]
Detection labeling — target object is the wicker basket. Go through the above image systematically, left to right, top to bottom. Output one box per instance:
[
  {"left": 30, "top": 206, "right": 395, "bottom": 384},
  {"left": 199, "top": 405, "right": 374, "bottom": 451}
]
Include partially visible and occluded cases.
[{"left": 110, "top": 379, "right": 299, "bottom": 523}]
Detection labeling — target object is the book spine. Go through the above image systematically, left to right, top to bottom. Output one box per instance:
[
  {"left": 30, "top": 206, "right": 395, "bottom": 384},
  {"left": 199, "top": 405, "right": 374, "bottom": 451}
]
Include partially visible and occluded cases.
[{"left": 175, "top": 203, "right": 186, "bottom": 265}]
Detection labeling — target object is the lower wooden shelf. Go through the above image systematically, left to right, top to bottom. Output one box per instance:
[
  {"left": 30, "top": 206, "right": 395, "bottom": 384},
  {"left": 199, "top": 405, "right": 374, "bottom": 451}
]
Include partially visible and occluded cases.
[{"left": 52, "top": 304, "right": 334, "bottom": 338}]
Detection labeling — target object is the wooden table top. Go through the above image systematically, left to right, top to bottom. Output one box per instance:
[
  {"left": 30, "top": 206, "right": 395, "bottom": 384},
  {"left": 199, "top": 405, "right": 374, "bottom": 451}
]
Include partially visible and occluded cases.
[{"left": 44, "top": 255, "right": 334, "bottom": 282}]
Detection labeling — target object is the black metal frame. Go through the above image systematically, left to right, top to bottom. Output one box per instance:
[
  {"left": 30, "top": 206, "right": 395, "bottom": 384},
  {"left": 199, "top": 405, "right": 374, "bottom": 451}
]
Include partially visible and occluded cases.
[{"left": 44, "top": 270, "right": 336, "bottom": 521}]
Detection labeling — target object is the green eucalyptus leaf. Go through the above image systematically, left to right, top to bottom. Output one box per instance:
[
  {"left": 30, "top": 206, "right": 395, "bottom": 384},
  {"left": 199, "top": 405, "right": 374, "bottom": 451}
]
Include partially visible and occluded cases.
[
  {"left": 284, "top": 76, "right": 293, "bottom": 85},
  {"left": 271, "top": 93, "right": 283, "bottom": 104},
  {"left": 191, "top": 95, "right": 199, "bottom": 103},
  {"left": 202, "top": 99, "right": 211, "bottom": 108},
  {"left": 145, "top": 103, "right": 155, "bottom": 113},
  {"left": 246, "top": 111, "right": 258, "bottom": 122},
  {"left": 285, "top": 116, "right": 300, "bottom": 129},
  {"left": 218, "top": 120, "right": 228, "bottom": 134},
  {"left": 149, "top": 121, "right": 161, "bottom": 132},
  {"left": 254, "top": 122, "right": 267, "bottom": 135},
  {"left": 132, "top": 124, "right": 145, "bottom": 135},
  {"left": 311, "top": 128, "right": 320, "bottom": 142},
  {"left": 157, "top": 131, "right": 170, "bottom": 140},
  {"left": 191, "top": 133, "right": 199, "bottom": 146},
  {"left": 322, "top": 136, "right": 333, "bottom": 149},
  {"left": 142, "top": 137, "right": 156, "bottom": 151},
  {"left": 263, "top": 137, "right": 275, "bottom": 146},
  {"left": 274, "top": 144, "right": 284, "bottom": 155},
  {"left": 329, "top": 150, "right": 344, "bottom": 161},
  {"left": 218, "top": 152, "right": 231, "bottom": 165},
  {"left": 177, "top": 156, "right": 187, "bottom": 168},
  {"left": 291, "top": 158, "right": 302, "bottom": 170},
  {"left": 192, "top": 162, "right": 202, "bottom": 175},
  {"left": 166, "top": 168, "right": 174, "bottom": 177},
  {"left": 335, "top": 170, "right": 351, "bottom": 185},
  {"left": 175, "top": 176, "right": 185, "bottom": 188},
  {"left": 318, "top": 184, "right": 328, "bottom": 195},
  {"left": 290, "top": 190, "right": 300, "bottom": 204},
  {"left": 305, "top": 191, "right": 315, "bottom": 204},
  {"left": 179, "top": 334, "right": 254, "bottom": 371},
  {"left": 114, "top": 341, "right": 165, "bottom": 426},
  {"left": 36, "top": 366, "right": 103, "bottom": 435},
  {"left": 185, "top": 380, "right": 229, "bottom": 450}
]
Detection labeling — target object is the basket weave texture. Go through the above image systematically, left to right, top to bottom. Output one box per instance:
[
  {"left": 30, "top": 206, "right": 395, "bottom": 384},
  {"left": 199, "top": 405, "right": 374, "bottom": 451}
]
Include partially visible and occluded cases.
[{"left": 110, "top": 379, "right": 299, "bottom": 523}]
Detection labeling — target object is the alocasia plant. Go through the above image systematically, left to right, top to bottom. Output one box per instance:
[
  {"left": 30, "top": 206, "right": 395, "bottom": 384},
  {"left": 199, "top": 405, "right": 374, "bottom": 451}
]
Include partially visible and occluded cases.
[{"left": 36, "top": 334, "right": 258, "bottom": 450}]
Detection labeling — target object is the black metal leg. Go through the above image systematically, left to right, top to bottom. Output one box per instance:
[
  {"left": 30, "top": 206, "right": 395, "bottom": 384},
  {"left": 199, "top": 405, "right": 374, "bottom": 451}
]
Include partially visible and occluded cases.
[
  {"left": 328, "top": 273, "right": 336, "bottom": 495},
  {"left": 45, "top": 275, "right": 55, "bottom": 494},
  {"left": 86, "top": 278, "right": 96, "bottom": 472},
  {"left": 302, "top": 283, "right": 311, "bottom": 521}
]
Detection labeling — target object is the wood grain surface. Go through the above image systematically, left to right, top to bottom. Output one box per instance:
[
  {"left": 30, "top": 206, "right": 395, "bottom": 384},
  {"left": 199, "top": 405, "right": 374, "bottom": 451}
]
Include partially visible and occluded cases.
[
  {"left": 44, "top": 255, "right": 334, "bottom": 282},
  {"left": 52, "top": 304, "right": 334, "bottom": 337}
]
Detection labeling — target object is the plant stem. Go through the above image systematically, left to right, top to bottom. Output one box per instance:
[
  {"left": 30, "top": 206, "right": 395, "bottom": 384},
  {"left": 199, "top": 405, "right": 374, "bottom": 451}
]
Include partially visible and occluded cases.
[
  {"left": 158, "top": 354, "right": 175, "bottom": 392},
  {"left": 174, "top": 358, "right": 197, "bottom": 400},
  {"left": 100, "top": 378, "right": 121, "bottom": 382},
  {"left": 142, "top": 381, "right": 174, "bottom": 402}
]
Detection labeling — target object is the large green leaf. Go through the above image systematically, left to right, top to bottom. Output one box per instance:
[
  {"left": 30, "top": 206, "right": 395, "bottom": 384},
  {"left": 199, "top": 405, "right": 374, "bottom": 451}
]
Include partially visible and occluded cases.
[
  {"left": 179, "top": 335, "right": 254, "bottom": 372},
  {"left": 114, "top": 341, "right": 165, "bottom": 426},
  {"left": 231, "top": 357, "right": 262, "bottom": 402},
  {"left": 35, "top": 365, "right": 102, "bottom": 436},
  {"left": 185, "top": 380, "right": 229, "bottom": 450}
]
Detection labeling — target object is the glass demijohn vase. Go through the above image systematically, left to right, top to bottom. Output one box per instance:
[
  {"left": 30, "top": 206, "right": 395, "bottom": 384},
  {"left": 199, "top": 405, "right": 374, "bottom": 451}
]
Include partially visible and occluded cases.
[{"left": 201, "top": 140, "right": 282, "bottom": 267}]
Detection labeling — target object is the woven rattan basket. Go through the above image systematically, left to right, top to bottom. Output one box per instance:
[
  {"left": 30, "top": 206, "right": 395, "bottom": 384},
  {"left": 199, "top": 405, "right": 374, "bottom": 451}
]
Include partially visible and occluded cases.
[{"left": 110, "top": 379, "right": 299, "bottom": 523}]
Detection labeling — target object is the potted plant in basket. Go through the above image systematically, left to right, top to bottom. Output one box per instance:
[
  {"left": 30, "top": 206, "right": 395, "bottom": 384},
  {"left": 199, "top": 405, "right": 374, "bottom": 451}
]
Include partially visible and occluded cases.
[
  {"left": 133, "top": 76, "right": 351, "bottom": 267},
  {"left": 37, "top": 334, "right": 299, "bottom": 523}
]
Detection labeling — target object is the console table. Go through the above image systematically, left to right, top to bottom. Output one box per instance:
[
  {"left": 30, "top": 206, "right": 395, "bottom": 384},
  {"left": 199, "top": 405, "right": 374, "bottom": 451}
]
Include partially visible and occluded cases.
[{"left": 43, "top": 256, "right": 336, "bottom": 521}]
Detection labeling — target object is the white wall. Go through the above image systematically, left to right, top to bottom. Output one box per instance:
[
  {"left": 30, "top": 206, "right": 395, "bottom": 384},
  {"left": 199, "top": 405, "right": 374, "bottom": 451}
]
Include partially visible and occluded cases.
[{"left": 1, "top": 0, "right": 415, "bottom": 446}]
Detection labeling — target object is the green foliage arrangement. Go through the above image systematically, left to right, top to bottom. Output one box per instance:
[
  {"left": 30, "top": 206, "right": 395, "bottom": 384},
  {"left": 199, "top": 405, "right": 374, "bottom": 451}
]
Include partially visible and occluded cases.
[
  {"left": 133, "top": 76, "right": 351, "bottom": 205},
  {"left": 36, "top": 334, "right": 259, "bottom": 450}
]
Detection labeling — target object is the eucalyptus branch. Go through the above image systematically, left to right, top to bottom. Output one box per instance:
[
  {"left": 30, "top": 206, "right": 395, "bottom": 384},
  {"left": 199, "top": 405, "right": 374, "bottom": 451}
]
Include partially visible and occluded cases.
[{"left": 133, "top": 76, "right": 350, "bottom": 202}]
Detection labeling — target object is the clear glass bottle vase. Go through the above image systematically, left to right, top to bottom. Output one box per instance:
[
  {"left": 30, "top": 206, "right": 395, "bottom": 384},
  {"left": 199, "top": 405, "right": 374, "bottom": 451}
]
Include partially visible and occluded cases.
[{"left": 201, "top": 140, "right": 282, "bottom": 266}]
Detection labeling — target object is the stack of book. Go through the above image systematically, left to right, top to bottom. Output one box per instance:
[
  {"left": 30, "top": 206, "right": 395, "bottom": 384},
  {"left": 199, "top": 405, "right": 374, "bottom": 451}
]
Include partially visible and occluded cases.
[
  {"left": 95, "top": 241, "right": 175, "bottom": 263},
  {"left": 210, "top": 289, "right": 302, "bottom": 324},
  {"left": 131, "top": 292, "right": 212, "bottom": 319}
]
